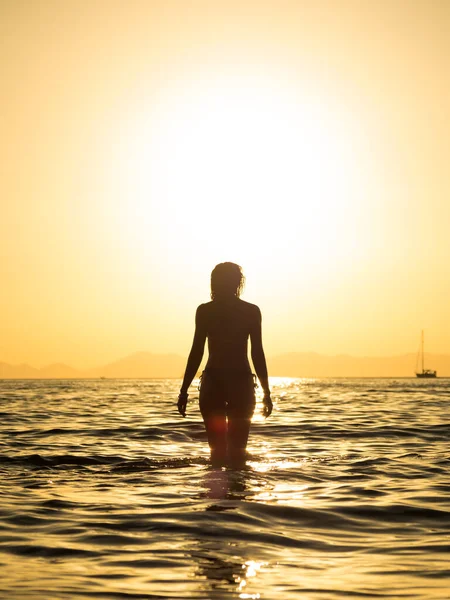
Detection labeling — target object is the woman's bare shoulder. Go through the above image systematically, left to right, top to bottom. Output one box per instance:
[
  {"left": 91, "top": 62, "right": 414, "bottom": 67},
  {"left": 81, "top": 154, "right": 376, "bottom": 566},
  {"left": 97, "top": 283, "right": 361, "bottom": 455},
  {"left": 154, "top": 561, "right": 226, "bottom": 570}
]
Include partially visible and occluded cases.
[
  {"left": 198, "top": 299, "right": 260, "bottom": 319},
  {"left": 238, "top": 300, "right": 261, "bottom": 317},
  {"left": 195, "top": 301, "right": 214, "bottom": 318},
  {"left": 197, "top": 301, "right": 213, "bottom": 311}
]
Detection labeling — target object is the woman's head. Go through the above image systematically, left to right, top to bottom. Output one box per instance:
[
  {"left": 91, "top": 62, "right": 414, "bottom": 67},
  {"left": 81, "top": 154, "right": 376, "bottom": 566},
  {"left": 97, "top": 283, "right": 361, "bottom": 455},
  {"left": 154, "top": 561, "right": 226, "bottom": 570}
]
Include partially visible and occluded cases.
[{"left": 210, "top": 262, "right": 245, "bottom": 300}]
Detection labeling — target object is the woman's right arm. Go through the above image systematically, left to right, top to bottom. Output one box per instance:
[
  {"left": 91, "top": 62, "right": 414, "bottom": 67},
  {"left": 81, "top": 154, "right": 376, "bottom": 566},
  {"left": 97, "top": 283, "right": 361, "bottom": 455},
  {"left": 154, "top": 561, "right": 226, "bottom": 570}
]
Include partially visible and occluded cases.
[{"left": 250, "top": 306, "right": 272, "bottom": 417}]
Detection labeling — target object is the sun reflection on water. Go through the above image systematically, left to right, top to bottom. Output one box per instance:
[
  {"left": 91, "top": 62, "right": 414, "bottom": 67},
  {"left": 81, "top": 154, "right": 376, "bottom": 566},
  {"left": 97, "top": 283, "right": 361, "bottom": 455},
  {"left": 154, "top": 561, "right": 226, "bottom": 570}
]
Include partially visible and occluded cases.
[
  {"left": 247, "top": 459, "right": 301, "bottom": 473},
  {"left": 236, "top": 560, "right": 267, "bottom": 599}
]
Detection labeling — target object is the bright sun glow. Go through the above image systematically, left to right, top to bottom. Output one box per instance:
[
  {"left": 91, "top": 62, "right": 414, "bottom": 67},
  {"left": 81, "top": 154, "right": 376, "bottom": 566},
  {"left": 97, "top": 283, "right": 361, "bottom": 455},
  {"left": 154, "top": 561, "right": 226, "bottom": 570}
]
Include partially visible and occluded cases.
[{"left": 113, "top": 71, "right": 364, "bottom": 293}]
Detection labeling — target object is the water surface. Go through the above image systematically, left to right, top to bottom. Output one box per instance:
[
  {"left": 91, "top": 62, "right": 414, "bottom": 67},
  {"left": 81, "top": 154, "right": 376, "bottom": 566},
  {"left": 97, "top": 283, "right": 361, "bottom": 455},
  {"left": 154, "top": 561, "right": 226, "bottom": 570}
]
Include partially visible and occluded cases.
[{"left": 1, "top": 378, "right": 449, "bottom": 599}]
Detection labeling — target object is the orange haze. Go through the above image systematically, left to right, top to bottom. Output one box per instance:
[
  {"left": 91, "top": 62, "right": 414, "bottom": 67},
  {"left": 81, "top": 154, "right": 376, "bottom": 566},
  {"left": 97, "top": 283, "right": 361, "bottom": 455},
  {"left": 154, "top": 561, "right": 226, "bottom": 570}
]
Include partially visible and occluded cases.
[{"left": 1, "top": 1, "right": 449, "bottom": 370}]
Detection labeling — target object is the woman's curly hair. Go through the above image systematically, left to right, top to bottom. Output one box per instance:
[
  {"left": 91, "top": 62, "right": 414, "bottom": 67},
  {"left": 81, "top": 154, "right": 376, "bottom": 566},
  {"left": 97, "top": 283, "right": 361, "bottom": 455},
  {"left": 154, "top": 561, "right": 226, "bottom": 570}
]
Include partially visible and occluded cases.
[{"left": 210, "top": 262, "right": 245, "bottom": 300}]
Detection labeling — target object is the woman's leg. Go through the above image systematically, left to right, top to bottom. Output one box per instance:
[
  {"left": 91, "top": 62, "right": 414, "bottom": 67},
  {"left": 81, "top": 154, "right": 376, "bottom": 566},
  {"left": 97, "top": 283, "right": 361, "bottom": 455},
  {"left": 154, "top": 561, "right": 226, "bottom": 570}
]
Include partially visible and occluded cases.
[
  {"left": 199, "top": 371, "right": 227, "bottom": 465},
  {"left": 227, "top": 374, "right": 256, "bottom": 466},
  {"left": 203, "top": 414, "right": 227, "bottom": 466},
  {"left": 227, "top": 416, "right": 252, "bottom": 465}
]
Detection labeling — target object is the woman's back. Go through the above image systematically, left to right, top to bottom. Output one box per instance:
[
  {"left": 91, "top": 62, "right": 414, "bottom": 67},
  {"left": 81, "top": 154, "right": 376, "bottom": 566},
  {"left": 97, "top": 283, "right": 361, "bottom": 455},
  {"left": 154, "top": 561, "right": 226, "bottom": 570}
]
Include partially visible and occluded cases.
[{"left": 200, "top": 298, "right": 258, "bottom": 370}]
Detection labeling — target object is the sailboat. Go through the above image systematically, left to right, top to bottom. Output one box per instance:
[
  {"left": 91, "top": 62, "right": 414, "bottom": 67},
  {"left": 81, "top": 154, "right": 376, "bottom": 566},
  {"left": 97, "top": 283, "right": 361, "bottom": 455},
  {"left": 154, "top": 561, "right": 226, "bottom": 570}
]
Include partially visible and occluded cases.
[{"left": 415, "top": 330, "right": 437, "bottom": 378}]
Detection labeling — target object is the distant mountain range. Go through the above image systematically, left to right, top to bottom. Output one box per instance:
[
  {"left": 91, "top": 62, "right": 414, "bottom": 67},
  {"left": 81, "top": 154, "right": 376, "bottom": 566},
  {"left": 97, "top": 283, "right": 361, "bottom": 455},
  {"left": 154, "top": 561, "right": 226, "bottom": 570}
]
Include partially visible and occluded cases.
[
  {"left": 1, "top": 351, "right": 449, "bottom": 378},
  {"left": 0, "top": 352, "right": 185, "bottom": 380}
]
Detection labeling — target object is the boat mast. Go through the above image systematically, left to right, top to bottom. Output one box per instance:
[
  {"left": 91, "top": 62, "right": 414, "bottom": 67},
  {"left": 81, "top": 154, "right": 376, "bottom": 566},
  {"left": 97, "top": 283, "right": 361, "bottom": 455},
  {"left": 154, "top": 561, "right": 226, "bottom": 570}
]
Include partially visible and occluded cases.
[{"left": 421, "top": 330, "right": 425, "bottom": 372}]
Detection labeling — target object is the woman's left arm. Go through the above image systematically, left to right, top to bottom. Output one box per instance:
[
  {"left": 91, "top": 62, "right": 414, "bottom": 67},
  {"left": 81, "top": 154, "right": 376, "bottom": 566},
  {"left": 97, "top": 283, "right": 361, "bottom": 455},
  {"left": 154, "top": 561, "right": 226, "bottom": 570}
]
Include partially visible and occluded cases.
[{"left": 178, "top": 305, "right": 207, "bottom": 416}]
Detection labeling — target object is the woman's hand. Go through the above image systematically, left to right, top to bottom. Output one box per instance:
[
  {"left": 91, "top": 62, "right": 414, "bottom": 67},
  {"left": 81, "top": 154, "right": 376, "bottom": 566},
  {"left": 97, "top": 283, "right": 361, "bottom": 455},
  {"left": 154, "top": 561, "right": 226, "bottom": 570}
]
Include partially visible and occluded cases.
[
  {"left": 177, "top": 391, "right": 188, "bottom": 417},
  {"left": 262, "top": 391, "right": 273, "bottom": 418}
]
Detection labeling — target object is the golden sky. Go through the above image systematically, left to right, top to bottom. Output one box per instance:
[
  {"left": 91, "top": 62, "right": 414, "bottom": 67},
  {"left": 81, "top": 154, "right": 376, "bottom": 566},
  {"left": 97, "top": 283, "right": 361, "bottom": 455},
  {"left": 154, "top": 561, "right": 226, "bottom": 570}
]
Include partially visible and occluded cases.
[{"left": 1, "top": 0, "right": 449, "bottom": 368}]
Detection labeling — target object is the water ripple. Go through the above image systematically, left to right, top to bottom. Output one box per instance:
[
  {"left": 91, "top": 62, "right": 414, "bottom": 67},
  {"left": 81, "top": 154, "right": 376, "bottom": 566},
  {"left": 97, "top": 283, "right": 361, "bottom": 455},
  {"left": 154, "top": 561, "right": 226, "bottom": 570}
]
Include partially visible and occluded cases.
[{"left": 0, "top": 377, "right": 449, "bottom": 599}]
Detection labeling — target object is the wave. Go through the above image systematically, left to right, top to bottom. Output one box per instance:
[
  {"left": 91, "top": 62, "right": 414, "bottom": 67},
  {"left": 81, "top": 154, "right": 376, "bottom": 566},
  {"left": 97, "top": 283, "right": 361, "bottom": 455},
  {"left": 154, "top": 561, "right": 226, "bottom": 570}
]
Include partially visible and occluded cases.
[{"left": 0, "top": 453, "right": 210, "bottom": 470}]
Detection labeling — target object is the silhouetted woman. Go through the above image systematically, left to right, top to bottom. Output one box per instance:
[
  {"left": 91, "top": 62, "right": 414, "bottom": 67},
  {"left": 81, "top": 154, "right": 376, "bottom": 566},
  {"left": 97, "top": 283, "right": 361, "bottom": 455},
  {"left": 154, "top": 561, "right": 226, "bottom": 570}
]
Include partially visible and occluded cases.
[{"left": 178, "top": 262, "right": 272, "bottom": 466}]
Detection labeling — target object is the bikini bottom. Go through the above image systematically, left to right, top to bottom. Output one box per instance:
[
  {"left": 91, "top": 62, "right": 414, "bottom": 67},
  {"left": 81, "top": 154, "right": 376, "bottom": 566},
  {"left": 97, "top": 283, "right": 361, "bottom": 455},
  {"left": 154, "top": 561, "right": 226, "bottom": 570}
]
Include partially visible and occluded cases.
[{"left": 199, "top": 368, "right": 256, "bottom": 419}]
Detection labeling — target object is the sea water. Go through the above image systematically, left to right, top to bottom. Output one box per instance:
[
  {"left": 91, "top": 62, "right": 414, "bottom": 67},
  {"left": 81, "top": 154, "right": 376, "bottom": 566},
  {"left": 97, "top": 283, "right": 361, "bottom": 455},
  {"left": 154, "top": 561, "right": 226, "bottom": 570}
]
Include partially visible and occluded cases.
[{"left": 0, "top": 378, "right": 449, "bottom": 599}]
